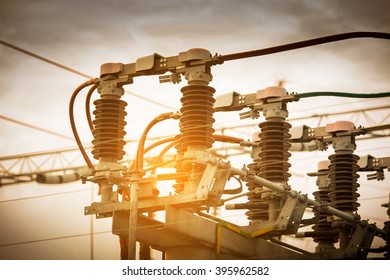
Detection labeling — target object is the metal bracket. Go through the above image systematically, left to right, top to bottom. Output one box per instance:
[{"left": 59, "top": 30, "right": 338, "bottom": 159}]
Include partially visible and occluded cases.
[
  {"left": 159, "top": 73, "right": 182, "bottom": 84},
  {"left": 215, "top": 90, "right": 298, "bottom": 115},
  {"left": 290, "top": 123, "right": 390, "bottom": 145},
  {"left": 85, "top": 158, "right": 232, "bottom": 217},
  {"left": 194, "top": 160, "right": 219, "bottom": 200},
  {"left": 207, "top": 162, "right": 231, "bottom": 206},
  {"left": 238, "top": 191, "right": 308, "bottom": 237},
  {"left": 274, "top": 192, "right": 308, "bottom": 233},
  {"left": 341, "top": 222, "right": 377, "bottom": 259}
]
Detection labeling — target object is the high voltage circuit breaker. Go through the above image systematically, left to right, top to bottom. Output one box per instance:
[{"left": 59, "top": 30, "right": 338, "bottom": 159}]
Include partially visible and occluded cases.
[{"left": 69, "top": 32, "right": 390, "bottom": 260}]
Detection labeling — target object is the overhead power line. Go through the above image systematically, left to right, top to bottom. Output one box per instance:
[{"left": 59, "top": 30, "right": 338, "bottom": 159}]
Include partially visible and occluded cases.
[
  {"left": 0, "top": 39, "right": 176, "bottom": 110},
  {"left": 0, "top": 39, "right": 93, "bottom": 79},
  {"left": 297, "top": 91, "right": 390, "bottom": 99},
  {"left": 0, "top": 114, "right": 75, "bottom": 141},
  {"left": 0, "top": 188, "right": 94, "bottom": 204},
  {"left": 0, "top": 231, "right": 111, "bottom": 248}
]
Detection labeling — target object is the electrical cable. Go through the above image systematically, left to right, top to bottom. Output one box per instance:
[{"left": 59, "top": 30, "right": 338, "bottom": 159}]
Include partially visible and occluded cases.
[
  {"left": 219, "top": 31, "right": 390, "bottom": 62},
  {"left": 0, "top": 39, "right": 175, "bottom": 110},
  {"left": 0, "top": 39, "right": 93, "bottom": 79},
  {"left": 69, "top": 79, "right": 97, "bottom": 169},
  {"left": 86, "top": 84, "right": 97, "bottom": 131},
  {"left": 297, "top": 91, "right": 390, "bottom": 99},
  {"left": 135, "top": 112, "right": 178, "bottom": 170},
  {"left": 0, "top": 115, "right": 75, "bottom": 141},
  {"left": 149, "top": 134, "right": 243, "bottom": 175},
  {"left": 128, "top": 137, "right": 177, "bottom": 171},
  {"left": 143, "top": 137, "right": 177, "bottom": 155},
  {"left": 150, "top": 140, "right": 178, "bottom": 175},
  {"left": 144, "top": 158, "right": 177, "bottom": 173},
  {"left": 223, "top": 176, "right": 243, "bottom": 195},
  {"left": 0, "top": 188, "right": 94, "bottom": 204},
  {"left": 0, "top": 231, "right": 111, "bottom": 248}
]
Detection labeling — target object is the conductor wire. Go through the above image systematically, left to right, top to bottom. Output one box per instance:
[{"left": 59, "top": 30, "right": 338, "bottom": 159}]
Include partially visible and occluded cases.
[{"left": 69, "top": 78, "right": 98, "bottom": 169}]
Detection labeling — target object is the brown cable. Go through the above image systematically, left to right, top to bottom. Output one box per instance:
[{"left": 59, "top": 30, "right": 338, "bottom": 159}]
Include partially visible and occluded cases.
[
  {"left": 69, "top": 79, "right": 97, "bottom": 169},
  {"left": 86, "top": 84, "right": 98, "bottom": 132},
  {"left": 135, "top": 112, "right": 176, "bottom": 170}
]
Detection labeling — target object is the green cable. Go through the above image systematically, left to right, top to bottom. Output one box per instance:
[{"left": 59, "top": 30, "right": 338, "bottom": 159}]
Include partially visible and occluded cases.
[{"left": 297, "top": 91, "right": 390, "bottom": 99}]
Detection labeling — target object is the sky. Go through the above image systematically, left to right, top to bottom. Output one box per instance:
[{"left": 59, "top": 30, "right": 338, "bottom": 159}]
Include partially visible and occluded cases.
[{"left": 0, "top": 0, "right": 389, "bottom": 260}]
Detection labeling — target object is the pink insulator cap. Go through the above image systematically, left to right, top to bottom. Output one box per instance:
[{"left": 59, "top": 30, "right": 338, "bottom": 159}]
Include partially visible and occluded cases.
[
  {"left": 100, "top": 62, "right": 124, "bottom": 76},
  {"left": 256, "top": 86, "right": 287, "bottom": 99},
  {"left": 325, "top": 121, "right": 355, "bottom": 133},
  {"left": 252, "top": 131, "right": 260, "bottom": 142},
  {"left": 318, "top": 160, "right": 330, "bottom": 171}
]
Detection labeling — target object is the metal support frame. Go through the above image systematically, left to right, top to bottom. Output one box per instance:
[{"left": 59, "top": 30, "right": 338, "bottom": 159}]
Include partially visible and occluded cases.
[
  {"left": 74, "top": 42, "right": 390, "bottom": 260},
  {"left": 84, "top": 158, "right": 230, "bottom": 216},
  {"left": 111, "top": 205, "right": 311, "bottom": 259}
]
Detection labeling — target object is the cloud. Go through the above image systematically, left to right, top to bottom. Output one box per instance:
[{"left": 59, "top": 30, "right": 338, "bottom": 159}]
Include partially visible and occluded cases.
[{"left": 2, "top": 0, "right": 389, "bottom": 51}]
